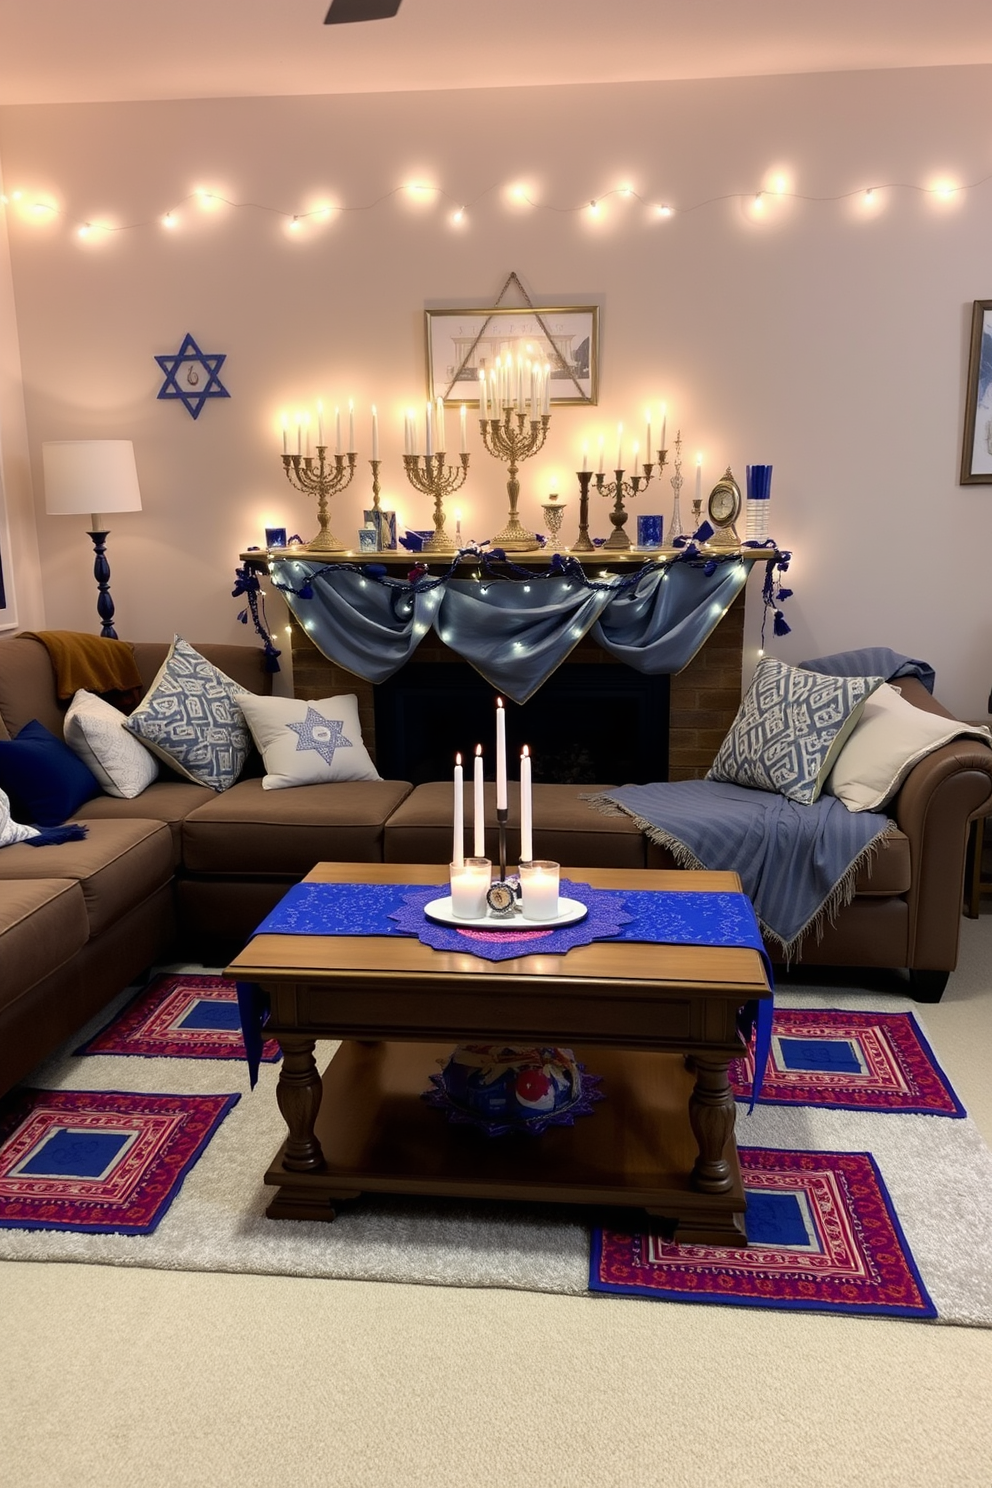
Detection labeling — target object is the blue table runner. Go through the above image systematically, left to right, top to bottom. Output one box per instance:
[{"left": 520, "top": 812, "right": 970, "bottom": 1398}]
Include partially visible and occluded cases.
[{"left": 237, "top": 880, "right": 773, "bottom": 1107}]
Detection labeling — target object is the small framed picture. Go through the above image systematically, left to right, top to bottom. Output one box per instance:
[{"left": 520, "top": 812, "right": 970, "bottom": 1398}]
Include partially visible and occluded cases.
[
  {"left": 960, "top": 299, "right": 992, "bottom": 484},
  {"left": 425, "top": 305, "right": 599, "bottom": 406}
]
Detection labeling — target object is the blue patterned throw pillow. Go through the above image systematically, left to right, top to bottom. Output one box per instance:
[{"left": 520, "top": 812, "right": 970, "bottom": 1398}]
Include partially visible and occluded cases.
[
  {"left": 123, "top": 636, "right": 251, "bottom": 792},
  {"left": 707, "top": 656, "right": 885, "bottom": 805}
]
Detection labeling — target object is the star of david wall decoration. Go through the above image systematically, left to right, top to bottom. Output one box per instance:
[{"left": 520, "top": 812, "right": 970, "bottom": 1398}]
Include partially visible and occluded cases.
[{"left": 155, "top": 333, "right": 230, "bottom": 419}]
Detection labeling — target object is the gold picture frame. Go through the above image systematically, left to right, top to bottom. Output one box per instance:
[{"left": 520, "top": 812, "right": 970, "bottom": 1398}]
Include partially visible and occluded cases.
[
  {"left": 960, "top": 299, "right": 992, "bottom": 484},
  {"left": 425, "top": 304, "right": 599, "bottom": 407}
]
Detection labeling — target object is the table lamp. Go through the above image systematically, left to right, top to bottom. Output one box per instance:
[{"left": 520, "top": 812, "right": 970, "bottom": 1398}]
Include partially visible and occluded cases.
[{"left": 42, "top": 440, "right": 142, "bottom": 639}]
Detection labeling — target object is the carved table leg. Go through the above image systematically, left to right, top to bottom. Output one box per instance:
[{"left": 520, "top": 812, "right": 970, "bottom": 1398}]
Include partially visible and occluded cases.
[
  {"left": 276, "top": 1035, "right": 325, "bottom": 1172},
  {"left": 688, "top": 1055, "right": 735, "bottom": 1194}
]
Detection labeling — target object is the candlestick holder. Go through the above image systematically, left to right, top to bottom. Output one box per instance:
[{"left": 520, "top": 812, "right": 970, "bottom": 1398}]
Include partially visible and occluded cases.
[
  {"left": 480, "top": 408, "right": 551, "bottom": 551},
  {"left": 668, "top": 431, "right": 686, "bottom": 545},
  {"left": 281, "top": 446, "right": 357, "bottom": 553},
  {"left": 594, "top": 450, "right": 668, "bottom": 551},
  {"left": 402, "top": 451, "right": 470, "bottom": 554},
  {"left": 571, "top": 470, "right": 595, "bottom": 552},
  {"left": 540, "top": 496, "right": 568, "bottom": 551},
  {"left": 691, "top": 497, "right": 703, "bottom": 533}
]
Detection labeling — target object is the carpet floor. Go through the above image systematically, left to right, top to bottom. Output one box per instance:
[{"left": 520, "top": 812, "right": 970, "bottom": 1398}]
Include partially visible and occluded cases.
[{"left": 4, "top": 974, "right": 992, "bottom": 1325}]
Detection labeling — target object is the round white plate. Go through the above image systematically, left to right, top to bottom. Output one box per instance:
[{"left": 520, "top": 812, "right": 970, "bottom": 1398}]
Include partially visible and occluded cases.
[{"left": 423, "top": 896, "right": 588, "bottom": 931}]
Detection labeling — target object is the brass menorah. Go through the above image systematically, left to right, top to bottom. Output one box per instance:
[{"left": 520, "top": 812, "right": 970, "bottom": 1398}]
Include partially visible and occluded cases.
[
  {"left": 480, "top": 409, "right": 551, "bottom": 552},
  {"left": 281, "top": 446, "right": 357, "bottom": 553},
  {"left": 593, "top": 450, "right": 668, "bottom": 551},
  {"left": 402, "top": 452, "right": 470, "bottom": 553}
]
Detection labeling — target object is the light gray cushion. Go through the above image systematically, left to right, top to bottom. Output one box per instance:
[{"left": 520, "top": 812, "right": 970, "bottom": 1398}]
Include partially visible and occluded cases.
[
  {"left": 123, "top": 636, "right": 251, "bottom": 793},
  {"left": 707, "top": 656, "right": 884, "bottom": 805},
  {"left": 64, "top": 688, "right": 160, "bottom": 799},
  {"left": 239, "top": 692, "right": 380, "bottom": 789}
]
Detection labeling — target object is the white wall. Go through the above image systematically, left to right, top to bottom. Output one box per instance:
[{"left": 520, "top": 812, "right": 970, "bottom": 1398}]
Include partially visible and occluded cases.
[{"left": 1, "top": 67, "right": 990, "bottom": 712}]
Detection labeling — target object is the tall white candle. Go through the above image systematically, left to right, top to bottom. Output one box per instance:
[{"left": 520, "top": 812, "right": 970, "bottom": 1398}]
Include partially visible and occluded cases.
[
  {"left": 516, "top": 356, "right": 524, "bottom": 408},
  {"left": 543, "top": 363, "right": 551, "bottom": 414},
  {"left": 478, "top": 370, "right": 488, "bottom": 419},
  {"left": 436, "top": 397, "right": 446, "bottom": 453},
  {"left": 317, "top": 400, "right": 324, "bottom": 447},
  {"left": 348, "top": 401, "right": 355, "bottom": 453},
  {"left": 425, "top": 401, "right": 433, "bottom": 456},
  {"left": 460, "top": 403, "right": 468, "bottom": 453},
  {"left": 661, "top": 403, "right": 667, "bottom": 451},
  {"left": 371, "top": 405, "right": 379, "bottom": 460},
  {"left": 335, "top": 407, "right": 341, "bottom": 455},
  {"left": 645, "top": 409, "right": 652, "bottom": 461},
  {"left": 404, "top": 411, "right": 412, "bottom": 456},
  {"left": 296, "top": 413, "right": 302, "bottom": 457},
  {"left": 304, "top": 413, "right": 311, "bottom": 458},
  {"left": 282, "top": 415, "right": 288, "bottom": 455},
  {"left": 616, "top": 424, "right": 623, "bottom": 470},
  {"left": 597, "top": 436, "right": 605, "bottom": 475},
  {"left": 632, "top": 441, "right": 639, "bottom": 474},
  {"left": 581, "top": 442, "right": 588, "bottom": 473},
  {"left": 696, "top": 453, "right": 703, "bottom": 504},
  {"left": 495, "top": 698, "right": 507, "bottom": 811},
  {"left": 473, "top": 744, "right": 485, "bottom": 856},
  {"left": 519, "top": 745, "right": 533, "bottom": 863},
  {"left": 452, "top": 753, "right": 464, "bottom": 868}
]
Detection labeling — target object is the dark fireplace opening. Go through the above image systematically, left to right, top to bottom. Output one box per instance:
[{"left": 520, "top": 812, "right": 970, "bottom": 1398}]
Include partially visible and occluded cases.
[{"left": 373, "top": 662, "right": 669, "bottom": 786}]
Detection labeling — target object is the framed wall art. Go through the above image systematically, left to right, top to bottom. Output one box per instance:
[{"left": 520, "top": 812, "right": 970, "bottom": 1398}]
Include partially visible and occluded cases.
[
  {"left": 960, "top": 299, "right": 992, "bottom": 484},
  {"left": 426, "top": 305, "right": 599, "bottom": 406}
]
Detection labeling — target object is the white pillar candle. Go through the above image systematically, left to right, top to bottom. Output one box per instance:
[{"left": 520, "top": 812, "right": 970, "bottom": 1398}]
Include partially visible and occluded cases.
[
  {"left": 478, "top": 370, "right": 488, "bottom": 419},
  {"left": 436, "top": 397, "right": 446, "bottom": 453},
  {"left": 317, "top": 400, "right": 324, "bottom": 447},
  {"left": 348, "top": 401, "right": 355, "bottom": 453},
  {"left": 425, "top": 401, "right": 433, "bottom": 456},
  {"left": 460, "top": 403, "right": 468, "bottom": 453},
  {"left": 371, "top": 405, "right": 379, "bottom": 460},
  {"left": 335, "top": 407, "right": 341, "bottom": 455},
  {"left": 616, "top": 424, "right": 623, "bottom": 470},
  {"left": 632, "top": 441, "right": 639, "bottom": 475},
  {"left": 581, "top": 442, "right": 588, "bottom": 472},
  {"left": 495, "top": 698, "right": 507, "bottom": 811},
  {"left": 473, "top": 744, "right": 485, "bottom": 856},
  {"left": 519, "top": 745, "right": 533, "bottom": 863},
  {"left": 452, "top": 753, "right": 464, "bottom": 867},
  {"left": 449, "top": 858, "right": 491, "bottom": 919},
  {"left": 519, "top": 860, "right": 560, "bottom": 921}
]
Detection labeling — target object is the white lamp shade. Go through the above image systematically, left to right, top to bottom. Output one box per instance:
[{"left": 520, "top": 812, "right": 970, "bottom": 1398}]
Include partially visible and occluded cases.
[{"left": 42, "top": 440, "right": 142, "bottom": 517}]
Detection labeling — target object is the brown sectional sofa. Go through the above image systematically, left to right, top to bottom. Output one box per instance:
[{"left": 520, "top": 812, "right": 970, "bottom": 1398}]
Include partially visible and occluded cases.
[{"left": 1, "top": 633, "right": 990, "bottom": 1100}]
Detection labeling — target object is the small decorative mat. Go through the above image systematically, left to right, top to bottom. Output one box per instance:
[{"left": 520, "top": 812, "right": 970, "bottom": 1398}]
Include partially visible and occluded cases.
[
  {"left": 388, "top": 881, "right": 633, "bottom": 962},
  {"left": 78, "top": 974, "right": 281, "bottom": 1063},
  {"left": 730, "top": 1009, "right": 964, "bottom": 1116},
  {"left": 0, "top": 1088, "right": 239, "bottom": 1235},
  {"left": 591, "top": 1147, "right": 936, "bottom": 1317}
]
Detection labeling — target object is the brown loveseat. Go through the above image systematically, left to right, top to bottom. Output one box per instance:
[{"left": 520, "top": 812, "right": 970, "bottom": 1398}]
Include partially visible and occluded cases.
[{"left": 1, "top": 633, "right": 990, "bottom": 1100}]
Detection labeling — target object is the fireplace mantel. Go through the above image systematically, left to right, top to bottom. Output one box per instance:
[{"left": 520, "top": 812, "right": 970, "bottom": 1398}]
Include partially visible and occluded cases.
[{"left": 263, "top": 550, "right": 762, "bottom": 781}]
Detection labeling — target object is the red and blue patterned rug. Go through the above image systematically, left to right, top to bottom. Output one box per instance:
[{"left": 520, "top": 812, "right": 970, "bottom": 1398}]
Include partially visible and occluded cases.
[
  {"left": 77, "top": 973, "right": 281, "bottom": 1064},
  {"left": 730, "top": 1007, "right": 963, "bottom": 1116},
  {"left": 0, "top": 1087, "right": 239, "bottom": 1235},
  {"left": 591, "top": 1146, "right": 937, "bottom": 1316}
]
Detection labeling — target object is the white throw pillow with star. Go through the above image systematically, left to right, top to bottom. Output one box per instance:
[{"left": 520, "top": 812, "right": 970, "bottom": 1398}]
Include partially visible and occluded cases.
[{"left": 238, "top": 693, "right": 380, "bottom": 789}]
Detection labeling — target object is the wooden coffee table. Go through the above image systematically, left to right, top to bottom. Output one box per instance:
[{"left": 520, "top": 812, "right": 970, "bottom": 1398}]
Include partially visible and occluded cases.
[{"left": 225, "top": 863, "right": 771, "bottom": 1245}]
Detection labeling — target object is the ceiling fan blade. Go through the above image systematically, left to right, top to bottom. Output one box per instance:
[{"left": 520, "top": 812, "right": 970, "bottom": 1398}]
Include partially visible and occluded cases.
[{"left": 324, "top": 0, "right": 403, "bottom": 21}]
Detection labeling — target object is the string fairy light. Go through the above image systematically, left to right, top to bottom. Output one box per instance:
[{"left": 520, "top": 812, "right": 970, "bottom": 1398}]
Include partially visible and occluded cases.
[{"left": 1, "top": 167, "right": 990, "bottom": 245}]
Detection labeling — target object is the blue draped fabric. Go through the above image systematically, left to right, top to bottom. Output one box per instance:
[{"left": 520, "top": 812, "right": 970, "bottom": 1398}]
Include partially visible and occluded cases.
[
  {"left": 270, "top": 556, "right": 752, "bottom": 702},
  {"left": 593, "top": 560, "right": 750, "bottom": 674},
  {"left": 800, "top": 647, "right": 936, "bottom": 695}
]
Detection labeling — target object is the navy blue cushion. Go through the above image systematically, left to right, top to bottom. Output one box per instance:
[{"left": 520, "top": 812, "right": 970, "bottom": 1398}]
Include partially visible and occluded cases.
[{"left": 0, "top": 719, "right": 102, "bottom": 826}]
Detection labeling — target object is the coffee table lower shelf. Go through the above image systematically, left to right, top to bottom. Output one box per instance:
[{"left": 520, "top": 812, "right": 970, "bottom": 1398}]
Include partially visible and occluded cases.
[{"left": 264, "top": 1039, "right": 747, "bottom": 1245}]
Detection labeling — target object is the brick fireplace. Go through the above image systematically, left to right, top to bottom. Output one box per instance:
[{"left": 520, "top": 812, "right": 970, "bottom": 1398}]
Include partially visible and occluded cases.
[{"left": 289, "top": 586, "right": 746, "bottom": 782}]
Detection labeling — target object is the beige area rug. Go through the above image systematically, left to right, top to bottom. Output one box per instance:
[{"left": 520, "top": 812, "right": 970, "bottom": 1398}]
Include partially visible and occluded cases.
[{"left": 3, "top": 970, "right": 992, "bottom": 1325}]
